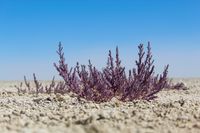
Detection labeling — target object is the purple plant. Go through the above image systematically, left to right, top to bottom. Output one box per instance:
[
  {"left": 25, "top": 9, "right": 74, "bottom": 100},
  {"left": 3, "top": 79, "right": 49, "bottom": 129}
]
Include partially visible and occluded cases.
[
  {"left": 17, "top": 41, "right": 186, "bottom": 102},
  {"left": 54, "top": 42, "right": 183, "bottom": 102},
  {"left": 54, "top": 42, "right": 79, "bottom": 95},
  {"left": 102, "top": 42, "right": 169, "bottom": 101},
  {"left": 54, "top": 43, "right": 113, "bottom": 102},
  {"left": 119, "top": 43, "right": 169, "bottom": 101},
  {"left": 103, "top": 47, "right": 126, "bottom": 97},
  {"left": 76, "top": 61, "right": 114, "bottom": 102},
  {"left": 33, "top": 73, "right": 44, "bottom": 95},
  {"left": 15, "top": 74, "right": 67, "bottom": 95}
]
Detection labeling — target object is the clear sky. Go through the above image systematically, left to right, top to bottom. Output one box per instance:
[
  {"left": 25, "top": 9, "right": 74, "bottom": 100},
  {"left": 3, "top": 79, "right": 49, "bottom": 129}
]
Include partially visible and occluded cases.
[{"left": 0, "top": 0, "right": 200, "bottom": 80}]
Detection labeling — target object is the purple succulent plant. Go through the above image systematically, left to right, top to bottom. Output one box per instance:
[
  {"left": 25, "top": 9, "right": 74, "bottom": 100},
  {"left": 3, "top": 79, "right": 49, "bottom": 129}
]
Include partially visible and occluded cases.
[
  {"left": 15, "top": 41, "right": 186, "bottom": 102},
  {"left": 54, "top": 42, "right": 181, "bottom": 102}
]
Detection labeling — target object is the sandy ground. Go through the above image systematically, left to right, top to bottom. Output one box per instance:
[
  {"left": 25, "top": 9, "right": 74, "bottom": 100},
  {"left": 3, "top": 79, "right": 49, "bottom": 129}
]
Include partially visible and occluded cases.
[{"left": 0, "top": 79, "right": 200, "bottom": 133}]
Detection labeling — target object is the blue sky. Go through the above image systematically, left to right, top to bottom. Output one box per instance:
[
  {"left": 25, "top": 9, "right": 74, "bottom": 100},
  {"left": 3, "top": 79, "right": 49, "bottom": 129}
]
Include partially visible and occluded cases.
[{"left": 0, "top": 0, "right": 200, "bottom": 80}]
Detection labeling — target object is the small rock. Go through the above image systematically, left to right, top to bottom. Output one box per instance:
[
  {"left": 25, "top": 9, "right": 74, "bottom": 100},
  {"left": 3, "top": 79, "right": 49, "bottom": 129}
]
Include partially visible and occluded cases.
[
  {"left": 56, "top": 94, "right": 65, "bottom": 102},
  {"left": 46, "top": 97, "right": 53, "bottom": 102},
  {"left": 33, "top": 98, "right": 43, "bottom": 103},
  {"left": 75, "top": 115, "right": 94, "bottom": 125},
  {"left": 193, "top": 123, "right": 200, "bottom": 129}
]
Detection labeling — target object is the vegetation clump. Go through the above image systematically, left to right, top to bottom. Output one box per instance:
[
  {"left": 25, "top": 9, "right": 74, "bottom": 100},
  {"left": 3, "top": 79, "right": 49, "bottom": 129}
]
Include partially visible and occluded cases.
[
  {"left": 16, "top": 42, "right": 186, "bottom": 102},
  {"left": 54, "top": 42, "right": 185, "bottom": 102}
]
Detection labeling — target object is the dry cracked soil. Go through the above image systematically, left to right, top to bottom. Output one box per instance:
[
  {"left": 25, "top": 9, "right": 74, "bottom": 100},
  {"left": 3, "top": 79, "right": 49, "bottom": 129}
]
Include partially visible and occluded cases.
[{"left": 0, "top": 79, "right": 200, "bottom": 133}]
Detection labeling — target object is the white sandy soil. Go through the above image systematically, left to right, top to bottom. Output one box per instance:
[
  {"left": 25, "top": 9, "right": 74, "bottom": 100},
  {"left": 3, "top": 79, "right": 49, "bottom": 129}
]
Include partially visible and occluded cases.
[{"left": 0, "top": 79, "right": 200, "bottom": 133}]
